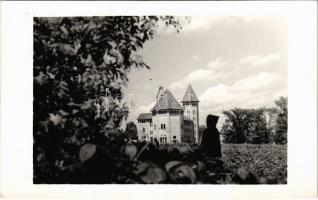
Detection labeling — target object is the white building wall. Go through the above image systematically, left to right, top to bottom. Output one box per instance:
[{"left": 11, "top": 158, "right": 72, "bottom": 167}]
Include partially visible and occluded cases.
[
  {"left": 152, "top": 112, "right": 183, "bottom": 144},
  {"left": 152, "top": 113, "right": 169, "bottom": 143},
  {"left": 169, "top": 114, "right": 183, "bottom": 143},
  {"left": 137, "top": 121, "right": 153, "bottom": 141}
]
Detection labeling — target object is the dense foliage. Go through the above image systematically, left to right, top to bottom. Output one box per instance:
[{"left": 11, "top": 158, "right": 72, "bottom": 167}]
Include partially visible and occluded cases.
[
  {"left": 33, "top": 16, "right": 186, "bottom": 183},
  {"left": 221, "top": 97, "right": 288, "bottom": 144},
  {"left": 273, "top": 97, "right": 288, "bottom": 144},
  {"left": 124, "top": 121, "right": 138, "bottom": 140},
  {"left": 198, "top": 125, "right": 206, "bottom": 145},
  {"left": 36, "top": 137, "right": 286, "bottom": 184},
  {"left": 222, "top": 144, "right": 287, "bottom": 184}
]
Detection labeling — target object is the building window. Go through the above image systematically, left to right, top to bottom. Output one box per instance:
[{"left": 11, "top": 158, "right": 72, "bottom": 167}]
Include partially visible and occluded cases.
[
  {"left": 192, "top": 110, "right": 196, "bottom": 114},
  {"left": 193, "top": 117, "right": 196, "bottom": 121},
  {"left": 150, "top": 122, "right": 152, "bottom": 127},
  {"left": 154, "top": 124, "right": 156, "bottom": 129},
  {"left": 161, "top": 124, "right": 166, "bottom": 129},
  {"left": 142, "top": 127, "right": 145, "bottom": 132},
  {"left": 150, "top": 131, "right": 153, "bottom": 135},
  {"left": 159, "top": 136, "right": 167, "bottom": 144},
  {"left": 172, "top": 136, "right": 177, "bottom": 144},
  {"left": 150, "top": 137, "right": 153, "bottom": 142}
]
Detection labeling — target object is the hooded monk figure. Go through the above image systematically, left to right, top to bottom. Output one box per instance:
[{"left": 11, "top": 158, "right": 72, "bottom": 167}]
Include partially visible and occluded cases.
[{"left": 200, "top": 114, "right": 222, "bottom": 158}]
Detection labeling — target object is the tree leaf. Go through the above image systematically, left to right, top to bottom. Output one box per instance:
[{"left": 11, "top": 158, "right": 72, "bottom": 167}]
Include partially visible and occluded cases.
[
  {"left": 49, "top": 113, "right": 63, "bottom": 126},
  {"left": 79, "top": 143, "right": 96, "bottom": 162},
  {"left": 122, "top": 144, "right": 138, "bottom": 160},
  {"left": 165, "top": 160, "right": 182, "bottom": 172},
  {"left": 132, "top": 162, "right": 149, "bottom": 175},
  {"left": 169, "top": 164, "right": 196, "bottom": 183},
  {"left": 141, "top": 166, "right": 167, "bottom": 184}
]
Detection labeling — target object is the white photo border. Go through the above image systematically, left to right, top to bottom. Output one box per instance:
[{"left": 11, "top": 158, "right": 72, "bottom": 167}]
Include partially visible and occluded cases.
[{"left": 1, "top": 1, "right": 317, "bottom": 199}]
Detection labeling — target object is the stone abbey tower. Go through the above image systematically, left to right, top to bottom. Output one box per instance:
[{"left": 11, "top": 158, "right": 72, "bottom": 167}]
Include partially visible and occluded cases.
[{"left": 181, "top": 84, "right": 200, "bottom": 143}]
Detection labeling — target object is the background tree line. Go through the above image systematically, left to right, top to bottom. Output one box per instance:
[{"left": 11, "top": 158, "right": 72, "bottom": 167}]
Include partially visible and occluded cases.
[{"left": 220, "top": 97, "right": 287, "bottom": 145}]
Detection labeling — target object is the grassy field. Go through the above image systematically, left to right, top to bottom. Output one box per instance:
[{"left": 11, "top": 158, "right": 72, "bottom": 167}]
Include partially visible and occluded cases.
[{"left": 222, "top": 144, "right": 287, "bottom": 184}]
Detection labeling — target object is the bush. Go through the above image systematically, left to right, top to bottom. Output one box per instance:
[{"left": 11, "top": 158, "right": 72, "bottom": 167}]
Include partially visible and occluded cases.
[
  {"left": 33, "top": 16, "right": 186, "bottom": 183},
  {"left": 222, "top": 144, "right": 287, "bottom": 184}
]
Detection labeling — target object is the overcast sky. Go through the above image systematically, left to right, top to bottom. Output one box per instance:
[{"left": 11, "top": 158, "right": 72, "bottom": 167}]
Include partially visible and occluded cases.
[{"left": 122, "top": 16, "right": 288, "bottom": 128}]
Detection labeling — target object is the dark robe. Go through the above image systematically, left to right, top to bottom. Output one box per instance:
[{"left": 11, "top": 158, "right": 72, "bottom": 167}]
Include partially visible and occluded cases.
[{"left": 200, "top": 115, "right": 222, "bottom": 157}]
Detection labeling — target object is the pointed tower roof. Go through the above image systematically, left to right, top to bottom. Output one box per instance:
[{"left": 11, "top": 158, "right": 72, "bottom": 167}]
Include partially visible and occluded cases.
[
  {"left": 182, "top": 84, "right": 200, "bottom": 102},
  {"left": 151, "top": 89, "right": 183, "bottom": 111}
]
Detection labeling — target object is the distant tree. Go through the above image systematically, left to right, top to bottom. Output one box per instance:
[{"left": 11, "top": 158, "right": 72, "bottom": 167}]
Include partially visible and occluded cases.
[
  {"left": 221, "top": 97, "right": 288, "bottom": 145},
  {"left": 273, "top": 97, "right": 288, "bottom": 144},
  {"left": 264, "top": 107, "right": 278, "bottom": 143},
  {"left": 221, "top": 108, "right": 268, "bottom": 144},
  {"left": 221, "top": 108, "right": 251, "bottom": 143},
  {"left": 244, "top": 108, "right": 268, "bottom": 144},
  {"left": 221, "top": 118, "right": 237, "bottom": 143},
  {"left": 125, "top": 121, "right": 138, "bottom": 140},
  {"left": 198, "top": 125, "right": 206, "bottom": 145}
]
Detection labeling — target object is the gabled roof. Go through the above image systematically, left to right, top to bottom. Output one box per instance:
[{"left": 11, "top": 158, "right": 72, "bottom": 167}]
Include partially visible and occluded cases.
[
  {"left": 182, "top": 84, "right": 199, "bottom": 102},
  {"left": 151, "top": 89, "right": 183, "bottom": 111},
  {"left": 137, "top": 113, "right": 152, "bottom": 120}
]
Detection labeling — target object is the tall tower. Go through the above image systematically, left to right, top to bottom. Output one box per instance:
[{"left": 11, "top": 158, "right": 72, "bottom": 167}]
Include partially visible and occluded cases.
[{"left": 181, "top": 84, "right": 200, "bottom": 143}]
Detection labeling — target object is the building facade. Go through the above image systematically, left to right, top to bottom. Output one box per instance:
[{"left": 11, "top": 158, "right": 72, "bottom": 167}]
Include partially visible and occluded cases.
[{"left": 137, "top": 85, "right": 199, "bottom": 144}]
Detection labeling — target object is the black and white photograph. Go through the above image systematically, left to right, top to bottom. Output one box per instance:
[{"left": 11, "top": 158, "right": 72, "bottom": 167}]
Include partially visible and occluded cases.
[
  {"left": 1, "top": 1, "right": 317, "bottom": 198},
  {"left": 33, "top": 16, "right": 288, "bottom": 184}
]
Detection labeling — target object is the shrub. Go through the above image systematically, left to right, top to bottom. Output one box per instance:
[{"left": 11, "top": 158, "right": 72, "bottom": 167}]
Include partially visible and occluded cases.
[
  {"left": 33, "top": 16, "right": 186, "bottom": 183},
  {"left": 222, "top": 144, "right": 287, "bottom": 184}
]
